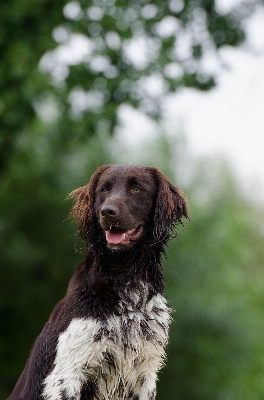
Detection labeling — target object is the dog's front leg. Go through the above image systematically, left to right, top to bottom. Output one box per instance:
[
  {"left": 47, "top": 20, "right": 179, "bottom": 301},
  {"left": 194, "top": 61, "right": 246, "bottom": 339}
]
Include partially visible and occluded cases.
[
  {"left": 42, "top": 318, "right": 103, "bottom": 400},
  {"left": 132, "top": 358, "right": 160, "bottom": 400},
  {"left": 132, "top": 375, "right": 157, "bottom": 400}
]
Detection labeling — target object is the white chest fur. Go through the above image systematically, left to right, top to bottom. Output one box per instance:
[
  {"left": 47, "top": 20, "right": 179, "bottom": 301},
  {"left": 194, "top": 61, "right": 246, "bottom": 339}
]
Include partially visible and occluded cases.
[{"left": 42, "top": 288, "right": 170, "bottom": 400}]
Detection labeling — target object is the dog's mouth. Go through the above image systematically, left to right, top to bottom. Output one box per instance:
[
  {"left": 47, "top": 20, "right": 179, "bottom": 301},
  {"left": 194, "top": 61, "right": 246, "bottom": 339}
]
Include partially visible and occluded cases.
[{"left": 105, "top": 225, "right": 143, "bottom": 246}]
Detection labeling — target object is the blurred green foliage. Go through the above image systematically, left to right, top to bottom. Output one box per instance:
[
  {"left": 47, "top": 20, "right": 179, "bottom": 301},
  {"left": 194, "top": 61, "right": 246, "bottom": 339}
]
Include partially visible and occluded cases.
[
  {"left": 0, "top": 0, "right": 258, "bottom": 173},
  {"left": 1, "top": 0, "right": 264, "bottom": 399},
  {"left": 161, "top": 158, "right": 264, "bottom": 400}
]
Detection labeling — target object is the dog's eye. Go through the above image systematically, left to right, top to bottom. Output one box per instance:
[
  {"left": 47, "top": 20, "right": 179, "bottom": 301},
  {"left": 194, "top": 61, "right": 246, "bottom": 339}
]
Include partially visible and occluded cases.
[
  {"left": 132, "top": 186, "right": 141, "bottom": 193},
  {"left": 101, "top": 187, "right": 109, "bottom": 194}
]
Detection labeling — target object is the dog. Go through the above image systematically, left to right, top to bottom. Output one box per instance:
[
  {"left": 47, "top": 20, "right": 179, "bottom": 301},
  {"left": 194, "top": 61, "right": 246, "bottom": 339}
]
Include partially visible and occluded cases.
[{"left": 8, "top": 164, "right": 188, "bottom": 400}]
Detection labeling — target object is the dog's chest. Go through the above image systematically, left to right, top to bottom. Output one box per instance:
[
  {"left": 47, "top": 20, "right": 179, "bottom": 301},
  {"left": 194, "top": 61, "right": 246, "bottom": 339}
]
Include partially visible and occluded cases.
[{"left": 43, "top": 286, "right": 170, "bottom": 400}]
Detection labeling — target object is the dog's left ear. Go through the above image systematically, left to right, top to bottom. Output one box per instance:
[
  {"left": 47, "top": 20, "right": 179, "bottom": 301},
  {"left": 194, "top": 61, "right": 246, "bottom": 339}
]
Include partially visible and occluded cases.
[
  {"left": 67, "top": 165, "right": 110, "bottom": 244},
  {"left": 151, "top": 168, "right": 189, "bottom": 243}
]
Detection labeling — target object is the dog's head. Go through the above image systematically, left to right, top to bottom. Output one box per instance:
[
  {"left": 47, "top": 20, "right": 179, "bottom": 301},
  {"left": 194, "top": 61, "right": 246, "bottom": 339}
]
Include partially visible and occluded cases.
[{"left": 69, "top": 165, "right": 189, "bottom": 251}]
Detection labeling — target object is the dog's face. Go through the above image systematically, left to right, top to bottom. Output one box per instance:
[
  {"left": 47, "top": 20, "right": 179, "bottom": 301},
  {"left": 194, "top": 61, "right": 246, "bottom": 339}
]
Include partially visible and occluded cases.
[
  {"left": 69, "top": 164, "right": 189, "bottom": 251},
  {"left": 94, "top": 165, "right": 157, "bottom": 251}
]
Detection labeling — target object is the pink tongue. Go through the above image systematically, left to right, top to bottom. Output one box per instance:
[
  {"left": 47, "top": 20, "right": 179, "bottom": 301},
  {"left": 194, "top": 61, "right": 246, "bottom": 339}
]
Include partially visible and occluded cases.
[{"left": 106, "top": 230, "right": 127, "bottom": 244}]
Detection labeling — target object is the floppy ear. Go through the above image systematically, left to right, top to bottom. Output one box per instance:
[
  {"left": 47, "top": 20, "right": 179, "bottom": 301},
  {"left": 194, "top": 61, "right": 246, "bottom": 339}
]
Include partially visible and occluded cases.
[
  {"left": 67, "top": 165, "right": 110, "bottom": 244},
  {"left": 151, "top": 168, "right": 189, "bottom": 243}
]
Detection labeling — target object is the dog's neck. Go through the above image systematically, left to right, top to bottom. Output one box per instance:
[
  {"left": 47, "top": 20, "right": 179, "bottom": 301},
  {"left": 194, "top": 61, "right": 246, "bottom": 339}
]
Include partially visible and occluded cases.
[
  {"left": 67, "top": 241, "right": 167, "bottom": 321},
  {"left": 87, "top": 241, "right": 165, "bottom": 296}
]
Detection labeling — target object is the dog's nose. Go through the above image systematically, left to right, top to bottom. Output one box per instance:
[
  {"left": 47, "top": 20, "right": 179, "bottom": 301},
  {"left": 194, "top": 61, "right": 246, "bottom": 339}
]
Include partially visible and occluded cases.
[{"left": 100, "top": 205, "right": 119, "bottom": 218}]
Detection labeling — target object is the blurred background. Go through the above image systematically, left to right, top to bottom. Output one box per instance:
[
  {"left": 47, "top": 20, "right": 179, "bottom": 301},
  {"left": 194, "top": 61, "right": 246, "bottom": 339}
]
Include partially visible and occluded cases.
[{"left": 1, "top": 0, "right": 264, "bottom": 398}]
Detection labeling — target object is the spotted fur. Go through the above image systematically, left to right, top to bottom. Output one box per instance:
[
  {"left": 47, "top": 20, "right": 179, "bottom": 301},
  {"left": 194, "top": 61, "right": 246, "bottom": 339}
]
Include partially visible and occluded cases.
[
  {"left": 8, "top": 165, "right": 188, "bottom": 400},
  {"left": 43, "top": 289, "right": 170, "bottom": 400}
]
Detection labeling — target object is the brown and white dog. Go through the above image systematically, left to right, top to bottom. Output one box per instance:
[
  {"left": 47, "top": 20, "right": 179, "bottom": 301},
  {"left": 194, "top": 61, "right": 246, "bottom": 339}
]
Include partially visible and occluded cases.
[{"left": 8, "top": 165, "right": 188, "bottom": 400}]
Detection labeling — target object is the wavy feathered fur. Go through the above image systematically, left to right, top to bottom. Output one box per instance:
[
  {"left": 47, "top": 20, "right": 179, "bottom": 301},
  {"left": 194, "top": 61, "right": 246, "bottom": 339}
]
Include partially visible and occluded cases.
[{"left": 8, "top": 164, "right": 188, "bottom": 400}]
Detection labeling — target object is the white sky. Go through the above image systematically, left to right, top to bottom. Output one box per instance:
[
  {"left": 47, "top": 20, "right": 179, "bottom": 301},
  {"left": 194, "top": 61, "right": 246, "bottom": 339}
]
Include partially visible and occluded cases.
[
  {"left": 42, "top": 0, "right": 264, "bottom": 203},
  {"left": 116, "top": 7, "right": 264, "bottom": 204},
  {"left": 116, "top": 48, "right": 264, "bottom": 203},
  {"left": 165, "top": 49, "right": 264, "bottom": 201}
]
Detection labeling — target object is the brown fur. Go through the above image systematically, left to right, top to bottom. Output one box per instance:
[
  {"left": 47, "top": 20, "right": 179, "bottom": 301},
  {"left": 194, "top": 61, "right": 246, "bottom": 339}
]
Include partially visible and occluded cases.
[
  {"left": 8, "top": 164, "right": 188, "bottom": 400},
  {"left": 69, "top": 165, "right": 188, "bottom": 247}
]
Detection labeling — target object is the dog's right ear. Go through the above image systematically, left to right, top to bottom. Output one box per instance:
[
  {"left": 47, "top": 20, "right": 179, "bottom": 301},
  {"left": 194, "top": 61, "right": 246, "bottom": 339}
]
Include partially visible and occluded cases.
[
  {"left": 67, "top": 165, "right": 110, "bottom": 244},
  {"left": 150, "top": 167, "right": 189, "bottom": 244}
]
